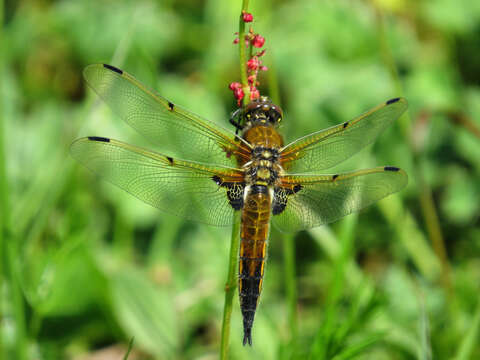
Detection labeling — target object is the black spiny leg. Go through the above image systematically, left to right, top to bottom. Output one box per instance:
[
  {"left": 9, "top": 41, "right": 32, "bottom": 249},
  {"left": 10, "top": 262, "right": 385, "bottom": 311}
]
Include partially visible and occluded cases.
[{"left": 229, "top": 108, "right": 244, "bottom": 135}]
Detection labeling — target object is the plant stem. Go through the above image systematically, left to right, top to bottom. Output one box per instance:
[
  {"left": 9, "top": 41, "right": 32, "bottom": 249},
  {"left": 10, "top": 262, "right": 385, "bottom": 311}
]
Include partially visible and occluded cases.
[
  {"left": 0, "top": 0, "right": 6, "bottom": 355},
  {"left": 0, "top": 0, "right": 6, "bottom": 282},
  {"left": 238, "top": 0, "right": 250, "bottom": 105},
  {"left": 1, "top": 4, "right": 29, "bottom": 358},
  {"left": 220, "top": 212, "right": 241, "bottom": 360},
  {"left": 310, "top": 216, "right": 357, "bottom": 358},
  {"left": 283, "top": 233, "right": 298, "bottom": 343},
  {"left": 123, "top": 337, "right": 135, "bottom": 360}
]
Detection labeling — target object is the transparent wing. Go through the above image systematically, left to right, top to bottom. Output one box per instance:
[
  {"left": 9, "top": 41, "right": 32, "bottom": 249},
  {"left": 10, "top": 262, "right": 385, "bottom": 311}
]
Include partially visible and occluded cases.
[
  {"left": 83, "top": 64, "right": 250, "bottom": 167},
  {"left": 280, "top": 98, "right": 408, "bottom": 172},
  {"left": 70, "top": 136, "right": 245, "bottom": 226},
  {"left": 273, "top": 166, "right": 408, "bottom": 232}
]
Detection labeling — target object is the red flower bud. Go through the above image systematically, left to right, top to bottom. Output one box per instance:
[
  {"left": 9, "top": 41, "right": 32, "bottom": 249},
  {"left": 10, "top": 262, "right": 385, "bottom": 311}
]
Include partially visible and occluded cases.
[
  {"left": 242, "top": 12, "right": 253, "bottom": 22},
  {"left": 252, "top": 35, "right": 265, "bottom": 48},
  {"left": 233, "top": 38, "right": 239, "bottom": 44},
  {"left": 247, "top": 58, "right": 259, "bottom": 70},
  {"left": 260, "top": 66, "right": 268, "bottom": 71},
  {"left": 247, "top": 75, "right": 255, "bottom": 85},
  {"left": 229, "top": 82, "right": 242, "bottom": 90},
  {"left": 234, "top": 87, "right": 244, "bottom": 101},
  {"left": 250, "top": 87, "right": 260, "bottom": 100}
]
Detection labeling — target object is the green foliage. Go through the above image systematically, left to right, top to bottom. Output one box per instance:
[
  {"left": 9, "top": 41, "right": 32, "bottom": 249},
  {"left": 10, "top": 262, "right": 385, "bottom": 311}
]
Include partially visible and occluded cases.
[{"left": 1, "top": 0, "right": 480, "bottom": 359}]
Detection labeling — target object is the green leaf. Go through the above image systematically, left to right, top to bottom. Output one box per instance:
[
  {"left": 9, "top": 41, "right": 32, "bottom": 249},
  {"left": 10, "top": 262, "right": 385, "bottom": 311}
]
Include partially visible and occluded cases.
[{"left": 111, "top": 266, "right": 178, "bottom": 357}]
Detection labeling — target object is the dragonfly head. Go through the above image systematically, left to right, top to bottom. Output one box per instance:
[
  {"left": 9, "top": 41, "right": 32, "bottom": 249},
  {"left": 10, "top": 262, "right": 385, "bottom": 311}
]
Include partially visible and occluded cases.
[{"left": 244, "top": 96, "right": 283, "bottom": 127}]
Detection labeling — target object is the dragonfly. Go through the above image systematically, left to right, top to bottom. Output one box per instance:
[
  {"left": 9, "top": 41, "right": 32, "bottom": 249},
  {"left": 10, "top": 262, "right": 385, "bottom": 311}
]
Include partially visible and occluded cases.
[{"left": 71, "top": 63, "right": 408, "bottom": 346}]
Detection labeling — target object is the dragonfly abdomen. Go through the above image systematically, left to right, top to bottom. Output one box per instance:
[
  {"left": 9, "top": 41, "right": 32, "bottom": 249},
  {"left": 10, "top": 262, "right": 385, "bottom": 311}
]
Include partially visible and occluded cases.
[{"left": 239, "top": 184, "right": 271, "bottom": 346}]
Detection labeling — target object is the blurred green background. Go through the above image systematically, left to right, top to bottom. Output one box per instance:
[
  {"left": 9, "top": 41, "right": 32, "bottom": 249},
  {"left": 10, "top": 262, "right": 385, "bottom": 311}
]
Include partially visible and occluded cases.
[{"left": 1, "top": 0, "right": 480, "bottom": 359}]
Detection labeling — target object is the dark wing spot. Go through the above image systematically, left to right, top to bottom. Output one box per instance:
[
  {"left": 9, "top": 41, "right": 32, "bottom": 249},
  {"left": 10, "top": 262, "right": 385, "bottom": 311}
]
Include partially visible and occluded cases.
[
  {"left": 103, "top": 64, "right": 123, "bottom": 75},
  {"left": 386, "top": 97, "right": 400, "bottom": 105},
  {"left": 168, "top": 101, "right": 174, "bottom": 111},
  {"left": 343, "top": 121, "right": 349, "bottom": 128},
  {"left": 88, "top": 136, "right": 110, "bottom": 142},
  {"left": 166, "top": 156, "right": 174, "bottom": 165},
  {"left": 384, "top": 166, "right": 400, "bottom": 172},
  {"left": 332, "top": 174, "right": 339, "bottom": 180},
  {"left": 212, "top": 175, "right": 222, "bottom": 185},
  {"left": 227, "top": 183, "right": 244, "bottom": 210},
  {"left": 293, "top": 184, "right": 302, "bottom": 193}
]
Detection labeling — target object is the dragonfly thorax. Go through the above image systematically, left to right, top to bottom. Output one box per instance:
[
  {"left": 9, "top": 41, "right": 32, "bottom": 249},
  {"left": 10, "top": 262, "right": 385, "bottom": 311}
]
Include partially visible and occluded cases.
[{"left": 243, "top": 146, "right": 282, "bottom": 187}]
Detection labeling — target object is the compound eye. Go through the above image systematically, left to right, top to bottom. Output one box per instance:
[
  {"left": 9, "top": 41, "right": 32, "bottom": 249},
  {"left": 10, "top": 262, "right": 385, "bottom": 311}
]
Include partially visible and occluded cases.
[
  {"left": 273, "top": 105, "right": 284, "bottom": 121},
  {"left": 268, "top": 110, "right": 281, "bottom": 123}
]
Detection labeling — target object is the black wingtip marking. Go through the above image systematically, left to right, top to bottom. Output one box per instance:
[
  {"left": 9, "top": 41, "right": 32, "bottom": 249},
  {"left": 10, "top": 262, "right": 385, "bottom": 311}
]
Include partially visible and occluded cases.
[
  {"left": 103, "top": 64, "right": 123, "bottom": 75},
  {"left": 386, "top": 97, "right": 400, "bottom": 105},
  {"left": 168, "top": 101, "right": 174, "bottom": 111},
  {"left": 343, "top": 121, "right": 349, "bottom": 128},
  {"left": 88, "top": 136, "right": 110, "bottom": 142},
  {"left": 166, "top": 156, "right": 174, "bottom": 165},
  {"left": 384, "top": 166, "right": 400, "bottom": 172},
  {"left": 332, "top": 174, "right": 339, "bottom": 180}
]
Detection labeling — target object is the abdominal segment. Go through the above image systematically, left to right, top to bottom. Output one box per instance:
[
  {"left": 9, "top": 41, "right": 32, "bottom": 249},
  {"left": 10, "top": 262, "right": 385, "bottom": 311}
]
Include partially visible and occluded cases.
[{"left": 239, "top": 186, "right": 271, "bottom": 346}]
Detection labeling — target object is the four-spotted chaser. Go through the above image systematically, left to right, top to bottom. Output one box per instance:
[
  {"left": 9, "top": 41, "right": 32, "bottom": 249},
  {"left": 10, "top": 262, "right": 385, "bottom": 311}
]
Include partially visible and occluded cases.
[{"left": 71, "top": 64, "right": 408, "bottom": 346}]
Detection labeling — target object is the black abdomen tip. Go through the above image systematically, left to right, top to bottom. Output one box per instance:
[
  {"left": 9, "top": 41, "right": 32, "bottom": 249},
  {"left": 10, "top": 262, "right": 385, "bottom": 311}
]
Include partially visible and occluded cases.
[
  {"left": 103, "top": 64, "right": 123, "bottom": 75},
  {"left": 386, "top": 97, "right": 400, "bottom": 105},
  {"left": 88, "top": 136, "right": 110, "bottom": 142},
  {"left": 384, "top": 166, "right": 400, "bottom": 172},
  {"left": 243, "top": 329, "right": 252, "bottom": 346}
]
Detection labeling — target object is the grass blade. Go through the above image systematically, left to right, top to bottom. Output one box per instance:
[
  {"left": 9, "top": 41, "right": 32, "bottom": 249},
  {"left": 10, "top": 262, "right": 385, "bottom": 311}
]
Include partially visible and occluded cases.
[{"left": 220, "top": 211, "right": 241, "bottom": 359}]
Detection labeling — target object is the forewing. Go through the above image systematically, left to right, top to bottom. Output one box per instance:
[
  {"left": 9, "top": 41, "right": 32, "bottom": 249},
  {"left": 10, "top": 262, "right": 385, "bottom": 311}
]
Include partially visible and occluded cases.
[
  {"left": 83, "top": 64, "right": 250, "bottom": 167},
  {"left": 280, "top": 98, "right": 408, "bottom": 172},
  {"left": 70, "top": 136, "right": 244, "bottom": 226},
  {"left": 272, "top": 167, "right": 408, "bottom": 232}
]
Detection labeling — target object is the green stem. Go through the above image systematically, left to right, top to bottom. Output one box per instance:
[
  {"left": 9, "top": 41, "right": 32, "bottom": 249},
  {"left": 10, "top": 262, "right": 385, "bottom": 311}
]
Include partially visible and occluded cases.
[
  {"left": 0, "top": 0, "right": 5, "bottom": 355},
  {"left": 0, "top": 0, "right": 5, "bottom": 281},
  {"left": 0, "top": 0, "right": 6, "bottom": 263},
  {"left": 238, "top": 0, "right": 250, "bottom": 105},
  {"left": 0, "top": 3, "right": 26, "bottom": 359},
  {"left": 1, "top": 4, "right": 28, "bottom": 358},
  {"left": 219, "top": 5, "right": 251, "bottom": 354},
  {"left": 220, "top": 212, "right": 241, "bottom": 360},
  {"left": 310, "top": 216, "right": 357, "bottom": 358},
  {"left": 283, "top": 233, "right": 298, "bottom": 343},
  {"left": 6, "top": 243, "right": 28, "bottom": 360},
  {"left": 454, "top": 300, "right": 480, "bottom": 360},
  {"left": 123, "top": 337, "right": 135, "bottom": 360}
]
